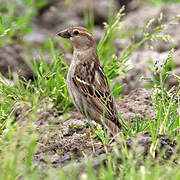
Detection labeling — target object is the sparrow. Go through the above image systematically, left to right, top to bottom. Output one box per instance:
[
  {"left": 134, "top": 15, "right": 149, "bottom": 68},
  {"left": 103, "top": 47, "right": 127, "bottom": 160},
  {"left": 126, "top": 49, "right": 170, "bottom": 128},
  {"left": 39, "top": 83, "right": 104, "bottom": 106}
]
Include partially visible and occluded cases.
[{"left": 57, "top": 26, "right": 121, "bottom": 135}]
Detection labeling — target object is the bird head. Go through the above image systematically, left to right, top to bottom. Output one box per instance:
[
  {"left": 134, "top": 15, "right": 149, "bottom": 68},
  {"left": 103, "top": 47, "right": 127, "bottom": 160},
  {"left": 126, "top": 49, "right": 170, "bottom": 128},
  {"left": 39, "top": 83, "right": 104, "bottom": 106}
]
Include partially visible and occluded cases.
[{"left": 57, "top": 26, "right": 96, "bottom": 51}]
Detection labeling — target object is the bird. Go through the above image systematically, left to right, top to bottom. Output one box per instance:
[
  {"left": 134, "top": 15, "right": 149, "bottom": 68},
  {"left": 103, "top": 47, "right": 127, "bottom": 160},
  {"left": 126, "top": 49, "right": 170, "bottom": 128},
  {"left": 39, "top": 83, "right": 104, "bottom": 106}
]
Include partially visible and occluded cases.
[{"left": 57, "top": 26, "right": 121, "bottom": 136}]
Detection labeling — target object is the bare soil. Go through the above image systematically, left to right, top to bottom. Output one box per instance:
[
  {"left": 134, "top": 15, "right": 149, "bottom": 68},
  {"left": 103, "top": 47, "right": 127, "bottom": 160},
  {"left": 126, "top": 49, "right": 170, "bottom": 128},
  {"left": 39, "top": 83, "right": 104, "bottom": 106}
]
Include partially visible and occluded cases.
[{"left": 14, "top": 89, "right": 178, "bottom": 170}]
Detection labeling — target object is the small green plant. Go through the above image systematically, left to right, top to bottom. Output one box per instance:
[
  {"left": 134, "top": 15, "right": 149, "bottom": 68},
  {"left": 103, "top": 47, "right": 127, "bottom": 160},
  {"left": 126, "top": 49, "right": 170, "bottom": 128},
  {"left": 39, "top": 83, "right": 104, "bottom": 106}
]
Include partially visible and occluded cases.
[
  {"left": 0, "top": 0, "right": 46, "bottom": 46},
  {"left": 149, "top": 0, "right": 180, "bottom": 5},
  {"left": 84, "top": 8, "right": 94, "bottom": 33},
  {"left": 0, "top": 38, "right": 73, "bottom": 126},
  {"left": 31, "top": 40, "right": 72, "bottom": 112},
  {"left": 141, "top": 48, "right": 179, "bottom": 157},
  {"left": 0, "top": 116, "right": 40, "bottom": 179}
]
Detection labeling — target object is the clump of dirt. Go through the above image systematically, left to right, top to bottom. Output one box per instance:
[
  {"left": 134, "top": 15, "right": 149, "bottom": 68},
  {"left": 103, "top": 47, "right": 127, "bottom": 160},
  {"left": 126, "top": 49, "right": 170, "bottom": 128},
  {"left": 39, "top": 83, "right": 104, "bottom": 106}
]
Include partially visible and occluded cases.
[
  {"left": 117, "top": 89, "right": 154, "bottom": 124},
  {"left": 126, "top": 131, "right": 177, "bottom": 160}
]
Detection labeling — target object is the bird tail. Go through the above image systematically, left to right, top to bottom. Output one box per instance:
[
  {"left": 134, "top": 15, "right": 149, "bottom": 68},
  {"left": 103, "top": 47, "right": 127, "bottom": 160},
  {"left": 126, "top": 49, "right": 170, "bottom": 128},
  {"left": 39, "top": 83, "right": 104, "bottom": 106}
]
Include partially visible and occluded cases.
[{"left": 105, "top": 118, "right": 121, "bottom": 136}]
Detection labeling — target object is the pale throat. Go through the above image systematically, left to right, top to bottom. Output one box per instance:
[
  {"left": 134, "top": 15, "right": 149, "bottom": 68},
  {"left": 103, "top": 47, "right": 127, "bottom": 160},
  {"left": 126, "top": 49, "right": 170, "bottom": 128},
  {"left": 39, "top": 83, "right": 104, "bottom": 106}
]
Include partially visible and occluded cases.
[{"left": 72, "top": 46, "right": 98, "bottom": 64}]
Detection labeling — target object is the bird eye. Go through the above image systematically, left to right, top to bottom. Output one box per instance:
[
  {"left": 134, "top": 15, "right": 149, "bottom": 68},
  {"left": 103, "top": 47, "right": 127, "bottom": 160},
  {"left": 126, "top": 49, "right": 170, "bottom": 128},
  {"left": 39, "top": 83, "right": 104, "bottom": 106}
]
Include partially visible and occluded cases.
[{"left": 73, "top": 30, "right": 79, "bottom": 36}]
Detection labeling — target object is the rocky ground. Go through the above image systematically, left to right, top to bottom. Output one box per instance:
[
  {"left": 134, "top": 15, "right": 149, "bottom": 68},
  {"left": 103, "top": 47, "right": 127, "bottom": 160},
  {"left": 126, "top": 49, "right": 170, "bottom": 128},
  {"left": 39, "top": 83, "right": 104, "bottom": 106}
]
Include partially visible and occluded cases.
[{"left": 0, "top": 0, "right": 179, "bottom": 171}]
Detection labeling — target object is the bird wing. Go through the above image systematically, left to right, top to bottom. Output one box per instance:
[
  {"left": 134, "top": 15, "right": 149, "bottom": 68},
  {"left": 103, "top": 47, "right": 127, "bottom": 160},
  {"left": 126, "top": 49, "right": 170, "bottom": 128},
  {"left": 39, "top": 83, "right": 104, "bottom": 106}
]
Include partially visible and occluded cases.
[{"left": 72, "top": 59, "right": 120, "bottom": 129}]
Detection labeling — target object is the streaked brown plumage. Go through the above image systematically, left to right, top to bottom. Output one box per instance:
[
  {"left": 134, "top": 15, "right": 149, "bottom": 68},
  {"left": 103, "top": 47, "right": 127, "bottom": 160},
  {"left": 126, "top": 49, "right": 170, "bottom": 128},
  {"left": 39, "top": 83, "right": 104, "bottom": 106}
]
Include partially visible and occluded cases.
[{"left": 57, "top": 26, "right": 121, "bottom": 135}]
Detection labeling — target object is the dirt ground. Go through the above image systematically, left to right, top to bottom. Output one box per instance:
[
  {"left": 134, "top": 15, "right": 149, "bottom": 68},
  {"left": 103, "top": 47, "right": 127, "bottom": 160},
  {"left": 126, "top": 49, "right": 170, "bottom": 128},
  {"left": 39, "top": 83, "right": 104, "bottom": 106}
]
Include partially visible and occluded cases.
[
  {"left": 1, "top": 0, "right": 180, "bottom": 170},
  {"left": 14, "top": 88, "right": 178, "bottom": 170}
]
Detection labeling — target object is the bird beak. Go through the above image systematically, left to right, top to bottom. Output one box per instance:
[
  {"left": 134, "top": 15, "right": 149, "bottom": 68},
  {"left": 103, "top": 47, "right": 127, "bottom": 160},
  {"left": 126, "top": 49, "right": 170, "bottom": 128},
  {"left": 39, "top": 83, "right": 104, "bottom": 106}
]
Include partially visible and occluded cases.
[{"left": 56, "top": 29, "right": 72, "bottom": 39}]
